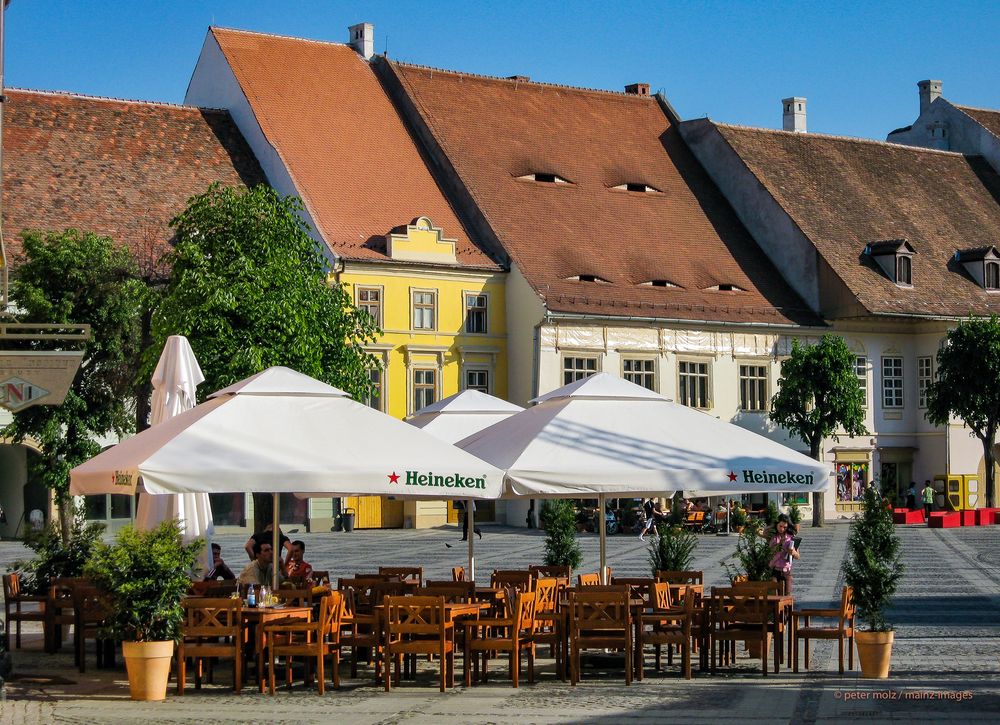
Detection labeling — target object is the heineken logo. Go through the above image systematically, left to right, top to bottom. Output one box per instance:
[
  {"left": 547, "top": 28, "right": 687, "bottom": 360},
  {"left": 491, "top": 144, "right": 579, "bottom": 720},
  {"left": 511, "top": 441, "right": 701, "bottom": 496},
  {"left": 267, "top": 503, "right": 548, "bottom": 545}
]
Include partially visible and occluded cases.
[
  {"left": 739, "top": 469, "right": 815, "bottom": 486},
  {"left": 112, "top": 470, "right": 134, "bottom": 487},
  {"left": 387, "top": 470, "right": 488, "bottom": 490}
]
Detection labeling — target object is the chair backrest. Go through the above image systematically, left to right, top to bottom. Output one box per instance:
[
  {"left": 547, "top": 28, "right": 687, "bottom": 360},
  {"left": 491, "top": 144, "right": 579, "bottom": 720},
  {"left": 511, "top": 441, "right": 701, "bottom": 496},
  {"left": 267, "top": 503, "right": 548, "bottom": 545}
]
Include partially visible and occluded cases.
[
  {"left": 529, "top": 564, "right": 571, "bottom": 581},
  {"left": 379, "top": 566, "right": 423, "bottom": 586},
  {"left": 451, "top": 566, "right": 467, "bottom": 582},
  {"left": 311, "top": 570, "right": 331, "bottom": 586},
  {"left": 492, "top": 570, "right": 534, "bottom": 593},
  {"left": 655, "top": 570, "right": 703, "bottom": 586},
  {"left": 2, "top": 573, "right": 20, "bottom": 601},
  {"left": 354, "top": 573, "right": 398, "bottom": 582},
  {"left": 577, "top": 573, "right": 600, "bottom": 588},
  {"left": 610, "top": 577, "right": 654, "bottom": 603},
  {"left": 337, "top": 578, "right": 378, "bottom": 614},
  {"left": 534, "top": 578, "right": 558, "bottom": 614},
  {"left": 372, "top": 580, "right": 408, "bottom": 606},
  {"left": 731, "top": 580, "right": 782, "bottom": 597},
  {"left": 420, "top": 581, "right": 475, "bottom": 602},
  {"left": 651, "top": 581, "right": 673, "bottom": 610},
  {"left": 73, "top": 584, "right": 111, "bottom": 623},
  {"left": 840, "top": 586, "right": 856, "bottom": 630},
  {"left": 274, "top": 587, "right": 315, "bottom": 607},
  {"left": 710, "top": 588, "right": 769, "bottom": 627},
  {"left": 317, "top": 590, "right": 345, "bottom": 642},
  {"left": 569, "top": 590, "right": 630, "bottom": 635},
  {"left": 516, "top": 591, "right": 538, "bottom": 636},
  {"left": 384, "top": 595, "right": 448, "bottom": 638},
  {"left": 181, "top": 597, "right": 242, "bottom": 640}
]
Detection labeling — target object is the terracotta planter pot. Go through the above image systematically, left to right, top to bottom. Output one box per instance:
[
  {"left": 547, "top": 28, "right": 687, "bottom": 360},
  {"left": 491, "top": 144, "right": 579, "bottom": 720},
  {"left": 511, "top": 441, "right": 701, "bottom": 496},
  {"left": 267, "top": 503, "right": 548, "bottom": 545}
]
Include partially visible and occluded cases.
[
  {"left": 855, "top": 630, "right": 894, "bottom": 679},
  {"left": 122, "top": 640, "right": 174, "bottom": 701}
]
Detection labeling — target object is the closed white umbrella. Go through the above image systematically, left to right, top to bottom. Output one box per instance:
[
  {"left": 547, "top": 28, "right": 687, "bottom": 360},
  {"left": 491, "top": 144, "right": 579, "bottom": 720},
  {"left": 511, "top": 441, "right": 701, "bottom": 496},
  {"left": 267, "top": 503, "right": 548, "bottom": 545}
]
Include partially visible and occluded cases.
[
  {"left": 134, "top": 335, "right": 213, "bottom": 574},
  {"left": 458, "top": 373, "right": 827, "bottom": 581},
  {"left": 408, "top": 389, "right": 524, "bottom": 581}
]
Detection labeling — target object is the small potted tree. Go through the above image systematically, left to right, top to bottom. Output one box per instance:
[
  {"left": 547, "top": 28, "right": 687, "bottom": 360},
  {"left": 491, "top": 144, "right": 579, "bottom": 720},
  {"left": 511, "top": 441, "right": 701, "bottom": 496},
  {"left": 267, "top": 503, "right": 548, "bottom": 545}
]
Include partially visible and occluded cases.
[
  {"left": 841, "top": 484, "right": 904, "bottom": 678},
  {"left": 540, "top": 500, "right": 583, "bottom": 571},
  {"left": 730, "top": 504, "right": 748, "bottom": 534},
  {"left": 85, "top": 520, "right": 202, "bottom": 700},
  {"left": 648, "top": 523, "right": 697, "bottom": 575}
]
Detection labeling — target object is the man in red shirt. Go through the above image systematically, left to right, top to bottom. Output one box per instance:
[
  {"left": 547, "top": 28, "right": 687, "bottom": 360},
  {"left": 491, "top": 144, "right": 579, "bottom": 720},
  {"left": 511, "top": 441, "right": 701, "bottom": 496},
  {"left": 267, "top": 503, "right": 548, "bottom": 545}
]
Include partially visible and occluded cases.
[{"left": 283, "top": 539, "right": 313, "bottom": 583}]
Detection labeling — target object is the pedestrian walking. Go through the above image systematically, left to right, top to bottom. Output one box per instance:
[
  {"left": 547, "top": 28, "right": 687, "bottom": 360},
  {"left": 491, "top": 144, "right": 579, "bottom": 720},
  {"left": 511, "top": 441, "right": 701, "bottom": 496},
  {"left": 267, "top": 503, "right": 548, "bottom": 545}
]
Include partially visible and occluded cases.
[
  {"left": 922, "top": 480, "right": 935, "bottom": 522},
  {"left": 906, "top": 482, "right": 917, "bottom": 511},
  {"left": 639, "top": 498, "right": 666, "bottom": 541},
  {"left": 460, "top": 500, "right": 482, "bottom": 541},
  {"left": 761, "top": 513, "right": 800, "bottom": 594}
]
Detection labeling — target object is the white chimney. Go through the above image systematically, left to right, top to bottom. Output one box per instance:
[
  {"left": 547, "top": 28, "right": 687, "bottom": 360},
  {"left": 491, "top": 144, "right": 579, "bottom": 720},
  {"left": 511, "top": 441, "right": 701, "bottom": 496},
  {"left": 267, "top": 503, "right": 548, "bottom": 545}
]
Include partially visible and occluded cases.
[
  {"left": 348, "top": 22, "right": 374, "bottom": 60},
  {"left": 918, "top": 79, "right": 942, "bottom": 115},
  {"left": 782, "top": 97, "right": 807, "bottom": 133}
]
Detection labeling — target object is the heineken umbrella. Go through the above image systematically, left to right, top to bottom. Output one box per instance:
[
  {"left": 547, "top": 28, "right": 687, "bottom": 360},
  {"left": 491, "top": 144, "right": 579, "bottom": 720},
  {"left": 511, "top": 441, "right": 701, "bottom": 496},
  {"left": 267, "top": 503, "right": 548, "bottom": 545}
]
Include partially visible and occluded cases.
[
  {"left": 134, "top": 335, "right": 214, "bottom": 574},
  {"left": 71, "top": 367, "right": 504, "bottom": 588},
  {"left": 457, "top": 373, "right": 827, "bottom": 581},
  {"left": 408, "top": 389, "right": 524, "bottom": 581}
]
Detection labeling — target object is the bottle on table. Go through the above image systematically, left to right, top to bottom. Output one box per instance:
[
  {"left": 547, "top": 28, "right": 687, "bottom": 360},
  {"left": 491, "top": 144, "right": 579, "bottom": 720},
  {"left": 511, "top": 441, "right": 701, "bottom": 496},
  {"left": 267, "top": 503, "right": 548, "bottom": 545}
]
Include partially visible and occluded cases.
[{"left": 247, "top": 584, "right": 256, "bottom": 608}]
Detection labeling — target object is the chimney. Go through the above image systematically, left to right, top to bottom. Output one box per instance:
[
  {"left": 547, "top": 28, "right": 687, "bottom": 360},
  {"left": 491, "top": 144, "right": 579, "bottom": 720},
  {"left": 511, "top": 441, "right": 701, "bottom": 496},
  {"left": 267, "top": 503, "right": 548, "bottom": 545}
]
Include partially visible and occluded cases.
[
  {"left": 348, "top": 22, "right": 374, "bottom": 60},
  {"left": 506, "top": 75, "right": 531, "bottom": 82},
  {"left": 918, "top": 79, "right": 942, "bottom": 114},
  {"left": 624, "top": 83, "right": 650, "bottom": 96},
  {"left": 782, "top": 97, "right": 807, "bottom": 133}
]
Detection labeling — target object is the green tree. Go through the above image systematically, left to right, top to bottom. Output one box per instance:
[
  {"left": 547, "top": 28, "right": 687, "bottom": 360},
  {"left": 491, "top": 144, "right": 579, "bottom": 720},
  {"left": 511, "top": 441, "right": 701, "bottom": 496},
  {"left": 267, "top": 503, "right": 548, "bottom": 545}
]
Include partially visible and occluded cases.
[
  {"left": 149, "top": 184, "right": 380, "bottom": 529},
  {"left": 1, "top": 230, "right": 146, "bottom": 540},
  {"left": 925, "top": 315, "right": 1000, "bottom": 508},
  {"left": 770, "top": 335, "right": 867, "bottom": 527},
  {"left": 841, "top": 484, "right": 903, "bottom": 631},
  {"left": 540, "top": 500, "right": 583, "bottom": 569}
]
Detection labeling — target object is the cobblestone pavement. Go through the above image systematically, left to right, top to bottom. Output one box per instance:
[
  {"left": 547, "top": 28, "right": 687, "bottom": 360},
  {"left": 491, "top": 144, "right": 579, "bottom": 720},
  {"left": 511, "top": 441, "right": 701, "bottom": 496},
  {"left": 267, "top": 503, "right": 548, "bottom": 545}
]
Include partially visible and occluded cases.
[{"left": 1, "top": 521, "right": 998, "bottom": 724}]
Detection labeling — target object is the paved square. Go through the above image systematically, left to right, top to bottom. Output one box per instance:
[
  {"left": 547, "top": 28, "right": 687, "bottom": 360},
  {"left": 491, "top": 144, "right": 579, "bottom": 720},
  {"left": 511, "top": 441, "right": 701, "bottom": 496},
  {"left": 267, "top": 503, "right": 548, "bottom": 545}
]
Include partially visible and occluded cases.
[{"left": 1, "top": 520, "right": 998, "bottom": 723}]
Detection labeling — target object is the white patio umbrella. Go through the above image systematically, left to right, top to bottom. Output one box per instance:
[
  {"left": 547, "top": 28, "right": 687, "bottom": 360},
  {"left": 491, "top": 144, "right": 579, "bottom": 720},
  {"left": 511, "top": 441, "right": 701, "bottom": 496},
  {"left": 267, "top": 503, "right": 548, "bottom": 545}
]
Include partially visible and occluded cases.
[
  {"left": 134, "top": 336, "right": 214, "bottom": 574},
  {"left": 71, "top": 367, "right": 504, "bottom": 588},
  {"left": 457, "top": 373, "right": 828, "bottom": 582},
  {"left": 408, "top": 389, "right": 524, "bottom": 581}
]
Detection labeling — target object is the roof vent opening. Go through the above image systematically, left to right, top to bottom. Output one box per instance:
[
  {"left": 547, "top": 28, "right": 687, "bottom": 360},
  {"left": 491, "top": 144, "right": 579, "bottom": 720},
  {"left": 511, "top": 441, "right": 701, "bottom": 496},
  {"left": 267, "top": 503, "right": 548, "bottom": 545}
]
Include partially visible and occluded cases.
[
  {"left": 507, "top": 75, "right": 531, "bottom": 82},
  {"left": 624, "top": 83, "right": 650, "bottom": 96},
  {"left": 517, "top": 172, "right": 572, "bottom": 185},
  {"left": 613, "top": 182, "right": 663, "bottom": 194},
  {"left": 566, "top": 274, "right": 611, "bottom": 284},
  {"left": 640, "top": 279, "right": 680, "bottom": 288},
  {"left": 705, "top": 283, "right": 746, "bottom": 292}
]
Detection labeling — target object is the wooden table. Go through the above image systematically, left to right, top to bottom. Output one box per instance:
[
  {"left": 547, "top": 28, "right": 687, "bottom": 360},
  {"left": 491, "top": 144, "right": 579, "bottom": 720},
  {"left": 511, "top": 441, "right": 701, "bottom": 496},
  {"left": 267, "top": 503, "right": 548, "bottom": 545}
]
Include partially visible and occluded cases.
[
  {"left": 704, "top": 593, "right": 794, "bottom": 672},
  {"left": 242, "top": 605, "right": 311, "bottom": 691}
]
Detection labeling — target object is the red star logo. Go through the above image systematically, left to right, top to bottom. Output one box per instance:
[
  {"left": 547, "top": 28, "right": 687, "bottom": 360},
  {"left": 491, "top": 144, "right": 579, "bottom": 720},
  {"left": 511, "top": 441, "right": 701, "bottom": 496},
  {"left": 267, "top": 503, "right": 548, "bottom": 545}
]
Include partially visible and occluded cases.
[
  {"left": 728, "top": 471, "right": 737, "bottom": 482},
  {"left": 388, "top": 472, "right": 400, "bottom": 484}
]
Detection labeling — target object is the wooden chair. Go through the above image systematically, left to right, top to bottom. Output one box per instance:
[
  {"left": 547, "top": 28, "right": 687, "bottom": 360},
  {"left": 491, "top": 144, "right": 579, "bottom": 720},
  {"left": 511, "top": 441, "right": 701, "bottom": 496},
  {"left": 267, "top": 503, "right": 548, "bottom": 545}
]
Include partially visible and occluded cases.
[
  {"left": 683, "top": 510, "right": 706, "bottom": 531},
  {"left": 529, "top": 564, "right": 571, "bottom": 585},
  {"left": 379, "top": 566, "right": 423, "bottom": 587},
  {"left": 451, "top": 566, "right": 467, "bottom": 582},
  {"left": 311, "top": 570, "right": 331, "bottom": 586},
  {"left": 491, "top": 570, "right": 534, "bottom": 593},
  {"left": 655, "top": 570, "right": 704, "bottom": 586},
  {"left": 3, "top": 573, "right": 45, "bottom": 650},
  {"left": 577, "top": 573, "right": 600, "bottom": 587},
  {"left": 45, "top": 577, "right": 81, "bottom": 655},
  {"left": 532, "top": 577, "right": 564, "bottom": 680},
  {"left": 611, "top": 577, "right": 656, "bottom": 604},
  {"left": 190, "top": 580, "right": 238, "bottom": 597},
  {"left": 732, "top": 580, "right": 783, "bottom": 597},
  {"left": 419, "top": 582, "right": 475, "bottom": 602},
  {"left": 73, "top": 584, "right": 113, "bottom": 673},
  {"left": 793, "top": 586, "right": 856, "bottom": 674},
  {"left": 273, "top": 587, "right": 318, "bottom": 608},
  {"left": 637, "top": 588, "right": 695, "bottom": 680},
  {"left": 709, "top": 588, "right": 773, "bottom": 676},
  {"left": 568, "top": 589, "right": 632, "bottom": 686},
  {"left": 266, "top": 590, "right": 344, "bottom": 695},
  {"left": 464, "top": 590, "right": 537, "bottom": 688},
  {"left": 383, "top": 595, "right": 454, "bottom": 692},
  {"left": 176, "top": 597, "right": 243, "bottom": 694}
]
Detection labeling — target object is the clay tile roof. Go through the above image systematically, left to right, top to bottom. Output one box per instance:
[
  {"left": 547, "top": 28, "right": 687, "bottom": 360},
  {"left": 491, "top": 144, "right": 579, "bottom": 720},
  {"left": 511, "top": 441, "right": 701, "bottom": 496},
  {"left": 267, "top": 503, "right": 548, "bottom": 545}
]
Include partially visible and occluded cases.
[
  {"left": 209, "top": 28, "right": 497, "bottom": 270},
  {"left": 384, "top": 61, "right": 818, "bottom": 326},
  {"left": 2, "top": 88, "right": 263, "bottom": 270},
  {"left": 955, "top": 105, "right": 1000, "bottom": 140},
  {"left": 713, "top": 124, "right": 1000, "bottom": 317},
  {"left": 866, "top": 239, "right": 913, "bottom": 255},
  {"left": 955, "top": 245, "right": 998, "bottom": 262}
]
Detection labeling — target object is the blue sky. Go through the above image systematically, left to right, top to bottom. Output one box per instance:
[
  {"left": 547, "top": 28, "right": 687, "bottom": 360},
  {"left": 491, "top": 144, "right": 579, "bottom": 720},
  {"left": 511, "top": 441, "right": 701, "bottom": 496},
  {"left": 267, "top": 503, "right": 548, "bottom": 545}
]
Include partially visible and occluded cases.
[{"left": 4, "top": 1, "right": 998, "bottom": 140}]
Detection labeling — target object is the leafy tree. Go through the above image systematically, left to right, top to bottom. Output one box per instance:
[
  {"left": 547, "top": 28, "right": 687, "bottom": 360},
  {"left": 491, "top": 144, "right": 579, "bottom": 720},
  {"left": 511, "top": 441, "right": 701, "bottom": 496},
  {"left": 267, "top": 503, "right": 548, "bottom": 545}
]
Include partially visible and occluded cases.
[
  {"left": 149, "top": 184, "right": 380, "bottom": 529},
  {"left": 1, "top": 230, "right": 147, "bottom": 540},
  {"left": 925, "top": 315, "right": 1000, "bottom": 508},
  {"left": 770, "top": 335, "right": 867, "bottom": 527},
  {"left": 841, "top": 484, "right": 903, "bottom": 631},
  {"left": 540, "top": 500, "right": 583, "bottom": 569},
  {"left": 10, "top": 504, "right": 106, "bottom": 594},
  {"left": 720, "top": 519, "right": 772, "bottom": 582},
  {"left": 648, "top": 524, "right": 697, "bottom": 576}
]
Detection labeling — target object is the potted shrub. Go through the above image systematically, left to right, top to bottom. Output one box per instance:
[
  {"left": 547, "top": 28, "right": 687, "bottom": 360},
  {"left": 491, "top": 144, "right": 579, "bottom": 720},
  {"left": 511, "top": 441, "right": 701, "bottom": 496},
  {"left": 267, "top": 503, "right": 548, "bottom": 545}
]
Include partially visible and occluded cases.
[
  {"left": 842, "top": 484, "right": 904, "bottom": 678},
  {"left": 540, "top": 500, "right": 583, "bottom": 570},
  {"left": 787, "top": 500, "right": 803, "bottom": 530},
  {"left": 11, "top": 505, "right": 105, "bottom": 594},
  {"left": 730, "top": 505, "right": 748, "bottom": 534},
  {"left": 720, "top": 519, "right": 772, "bottom": 583},
  {"left": 84, "top": 520, "right": 202, "bottom": 701},
  {"left": 648, "top": 524, "right": 697, "bottom": 575}
]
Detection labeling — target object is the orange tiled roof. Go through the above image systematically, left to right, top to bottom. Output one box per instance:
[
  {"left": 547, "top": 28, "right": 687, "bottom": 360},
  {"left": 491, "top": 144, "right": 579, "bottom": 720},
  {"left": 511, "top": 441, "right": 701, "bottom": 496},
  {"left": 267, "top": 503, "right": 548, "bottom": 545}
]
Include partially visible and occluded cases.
[
  {"left": 209, "top": 28, "right": 498, "bottom": 270},
  {"left": 383, "top": 60, "right": 818, "bottom": 325},
  {"left": 2, "top": 88, "right": 263, "bottom": 269},
  {"left": 712, "top": 123, "right": 1000, "bottom": 317}
]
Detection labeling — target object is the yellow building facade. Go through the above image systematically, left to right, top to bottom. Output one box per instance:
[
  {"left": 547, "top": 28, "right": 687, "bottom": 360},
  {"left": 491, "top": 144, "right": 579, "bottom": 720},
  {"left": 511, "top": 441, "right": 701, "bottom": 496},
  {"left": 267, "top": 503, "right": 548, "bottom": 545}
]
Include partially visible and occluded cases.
[{"left": 337, "top": 217, "right": 507, "bottom": 529}]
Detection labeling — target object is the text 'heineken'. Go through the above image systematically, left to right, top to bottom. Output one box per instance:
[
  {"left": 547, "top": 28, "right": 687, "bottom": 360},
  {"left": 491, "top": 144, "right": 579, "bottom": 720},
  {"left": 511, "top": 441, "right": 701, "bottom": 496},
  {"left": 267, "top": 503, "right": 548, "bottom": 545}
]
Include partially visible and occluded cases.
[{"left": 405, "top": 470, "right": 487, "bottom": 490}]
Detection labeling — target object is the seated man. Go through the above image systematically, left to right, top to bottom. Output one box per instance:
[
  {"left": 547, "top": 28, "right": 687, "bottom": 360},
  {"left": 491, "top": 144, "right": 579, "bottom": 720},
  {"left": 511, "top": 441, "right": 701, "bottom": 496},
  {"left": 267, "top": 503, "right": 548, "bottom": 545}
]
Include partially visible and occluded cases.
[
  {"left": 245, "top": 523, "right": 292, "bottom": 566},
  {"left": 238, "top": 539, "right": 283, "bottom": 586},
  {"left": 283, "top": 539, "right": 313, "bottom": 584},
  {"left": 204, "top": 543, "right": 236, "bottom": 581}
]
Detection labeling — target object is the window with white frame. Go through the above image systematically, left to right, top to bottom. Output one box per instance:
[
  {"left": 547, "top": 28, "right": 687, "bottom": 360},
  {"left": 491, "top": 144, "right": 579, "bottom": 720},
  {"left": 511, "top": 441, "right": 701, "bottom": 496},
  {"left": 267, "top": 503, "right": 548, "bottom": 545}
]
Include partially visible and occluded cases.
[
  {"left": 896, "top": 255, "right": 912, "bottom": 286},
  {"left": 356, "top": 286, "right": 382, "bottom": 327},
  {"left": 411, "top": 290, "right": 437, "bottom": 330},
  {"left": 464, "top": 293, "right": 488, "bottom": 334},
  {"left": 563, "top": 356, "right": 598, "bottom": 385},
  {"left": 855, "top": 356, "right": 868, "bottom": 407},
  {"left": 882, "top": 356, "right": 903, "bottom": 408},
  {"left": 917, "top": 356, "right": 932, "bottom": 408},
  {"left": 622, "top": 358, "right": 656, "bottom": 391},
  {"left": 678, "top": 360, "right": 710, "bottom": 409},
  {"left": 738, "top": 363, "right": 769, "bottom": 412},
  {"left": 362, "top": 366, "right": 384, "bottom": 411},
  {"left": 412, "top": 368, "right": 437, "bottom": 412},
  {"left": 465, "top": 368, "right": 490, "bottom": 393}
]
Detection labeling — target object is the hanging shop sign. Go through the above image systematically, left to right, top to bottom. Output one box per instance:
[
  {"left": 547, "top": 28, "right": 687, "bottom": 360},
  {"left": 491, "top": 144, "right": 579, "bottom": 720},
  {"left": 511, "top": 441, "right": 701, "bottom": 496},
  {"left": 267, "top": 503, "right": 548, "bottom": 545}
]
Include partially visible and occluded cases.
[{"left": 0, "top": 351, "right": 84, "bottom": 411}]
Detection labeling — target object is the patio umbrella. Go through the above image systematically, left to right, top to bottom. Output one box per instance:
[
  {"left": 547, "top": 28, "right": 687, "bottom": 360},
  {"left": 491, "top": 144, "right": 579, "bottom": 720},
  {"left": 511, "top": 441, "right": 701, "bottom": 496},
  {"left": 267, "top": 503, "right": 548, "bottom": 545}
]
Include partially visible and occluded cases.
[
  {"left": 134, "top": 336, "right": 214, "bottom": 574},
  {"left": 71, "top": 366, "right": 504, "bottom": 589},
  {"left": 457, "top": 373, "right": 827, "bottom": 581},
  {"left": 408, "top": 389, "right": 524, "bottom": 581}
]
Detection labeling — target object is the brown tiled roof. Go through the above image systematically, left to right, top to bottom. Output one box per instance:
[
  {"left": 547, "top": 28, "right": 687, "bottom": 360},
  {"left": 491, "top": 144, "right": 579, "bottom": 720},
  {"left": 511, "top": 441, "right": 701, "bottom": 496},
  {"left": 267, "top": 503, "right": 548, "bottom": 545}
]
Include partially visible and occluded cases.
[
  {"left": 209, "top": 28, "right": 498, "bottom": 270},
  {"left": 384, "top": 61, "right": 818, "bottom": 326},
  {"left": 2, "top": 88, "right": 263, "bottom": 269},
  {"left": 955, "top": 105, "right": 1000, "bottom": 140},
  {"left": 713, "top": 124, "right": 1000, "bottom": 317}
]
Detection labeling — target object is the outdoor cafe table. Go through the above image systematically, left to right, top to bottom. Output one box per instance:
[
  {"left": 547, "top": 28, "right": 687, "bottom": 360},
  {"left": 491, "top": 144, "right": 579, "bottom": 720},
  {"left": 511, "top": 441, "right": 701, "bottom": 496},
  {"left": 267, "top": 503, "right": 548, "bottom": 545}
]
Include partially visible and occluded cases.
[
  {"left": 554, "top": 593, "right": 648, "bottom": 678},
  {"left": 704, "top": 593, "right": 794, "bottom": 672},
  {"left": 242, "top": 604, "right": 312, "bottom": 691}
]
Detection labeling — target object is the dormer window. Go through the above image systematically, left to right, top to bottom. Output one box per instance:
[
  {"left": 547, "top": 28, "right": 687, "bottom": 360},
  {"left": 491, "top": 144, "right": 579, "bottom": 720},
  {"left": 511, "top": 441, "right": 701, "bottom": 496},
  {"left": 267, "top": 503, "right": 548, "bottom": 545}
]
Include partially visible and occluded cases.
[
  {"left": 516, "top": 172, "right": 572, "bottom": 185},
  {"left": 612, "top": 183, "right": 663, "bottom": 194},
  {"left": 865, "top": 239, "right": 915, "bottom": 287},
  {"left": 955, "top": 246, "right": 1000, "bottom": 291},
  {"left": 565, "top": 274, "right": 611, "bottom": 284},
  {"left": 639, "top": 279, "right": 681, "bottom": 288},
  {"left": 704, "top": 283, "right": 745, "bottom": 292}
]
